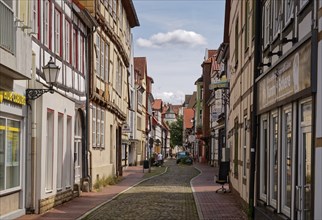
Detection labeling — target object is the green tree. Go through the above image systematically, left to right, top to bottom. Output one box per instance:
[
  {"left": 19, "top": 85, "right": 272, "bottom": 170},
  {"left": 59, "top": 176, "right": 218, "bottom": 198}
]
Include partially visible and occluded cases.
[{"left": 170, "top": 115, "right": 183, "bottom": 147}]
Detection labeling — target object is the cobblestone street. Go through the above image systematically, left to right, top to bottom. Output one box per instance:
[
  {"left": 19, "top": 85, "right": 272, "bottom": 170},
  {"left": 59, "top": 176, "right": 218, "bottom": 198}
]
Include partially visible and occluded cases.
[{"left": 82, "top": 159, "right": 200, "bottom": 220}]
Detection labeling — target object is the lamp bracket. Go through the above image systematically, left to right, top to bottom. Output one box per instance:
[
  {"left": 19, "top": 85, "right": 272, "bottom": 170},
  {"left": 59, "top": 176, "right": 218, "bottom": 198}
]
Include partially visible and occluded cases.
[
  {"left": 281, "top": 37, "right": 297, "bottom": 44},
  {"left": 268, "top": 51, "right": 282, "bottom": 57},
  {"left": 257, "top": 62, "right": 271, "bottom": 70},
  {"left": 26, "top": 88, "right": 54, "bottom": 101}
]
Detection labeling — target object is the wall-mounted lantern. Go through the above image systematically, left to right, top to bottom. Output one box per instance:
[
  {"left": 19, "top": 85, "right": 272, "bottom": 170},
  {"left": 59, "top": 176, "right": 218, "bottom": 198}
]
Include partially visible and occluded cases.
[{"left": 26, "top": 57, "right": 60, "bottom": 101}]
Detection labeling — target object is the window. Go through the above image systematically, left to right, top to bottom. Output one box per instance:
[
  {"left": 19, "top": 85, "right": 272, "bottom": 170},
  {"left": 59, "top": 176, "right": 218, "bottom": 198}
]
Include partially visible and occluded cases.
[
  {"left": 32, "top": 0, "right": 38, "bottom": 35},
  {"left": 44, "top": 0, "right": 51, "bottom": 48},
  {"left": 112, "top": 0, "right": 117, "bottom": 21},
  {"left": 244, "top": 0, "right": 250, "bottom": 50},
  {"left": 263, "top": 0, "right": 271, "bottom": 47},
  {"left": 273, "top": 0, "right": 282, "bottom": 38},
  {"left": 284, "top": 0, "right": 293, "bottom": 25},
  {"left": 299, "top": 0, "right": 309, "bottom": 11},
  {"left": 119, "top": 1, "right": 123, "bottom": 30},
  {"left": 54, "top": 8, "right": 61, "bottom": 55},
  {"left": 235, "top": 18, "right": 239, "bottom": 65},
  {"left": 65, "top": 20, "right": 71, "bottom": 62},
  {"left": 72, "top": 28, "right": 78, "bottom": 68},
  {"left": 95, "top": 34, "right": 100, "bottom": 78},
  {"left": 80, "top": 35, "right": 84, "bottom": 73},
  {"left": 96, "top": 35, "right": 108, "bottom": 81},
  {"left": 105, "top": 43, "right": 109, "bottom": 82},
  {"left": 116, "top": 57, "right": 123, "bottom": 95},
  {"left": 137, "top": 91, "right": 143, "bottom": 105},
  {"left": 92, "top": 105, "right": 104, "bottom": 149},
  {"left": 92, "top": 105, "right": 96, "bottom": 147},
  {"left": 281, "top": 107, "right": 292, "bottom": 215},
  {"left": 46, "top": 109, "right": 54, "bottom": 191},
  {"left": 269, "top": 111, "right": 279, "bottom": 208},
  {"left": 57, "top": 113, "right": 63, "bottom": 190},
  {"left": 137, "top": 115, "right": 142, "bottom": 130},
  {"left": 260, "top": 115, "right": 269, "bottom": 201},
  {"left": 66, "top": 116, "right": 72, "bottom": 187},
  {"left": 243, "top": 116, "right": 247, "bottom": 177},
  {"left": 0, "top": 118, "right": 21, "bottom": 192},
  {"left": 234, "top": 118, "right": 239, "bottom": 178},
  {"left": 110, "top": 125, "right": 113, "bottom": 163}
]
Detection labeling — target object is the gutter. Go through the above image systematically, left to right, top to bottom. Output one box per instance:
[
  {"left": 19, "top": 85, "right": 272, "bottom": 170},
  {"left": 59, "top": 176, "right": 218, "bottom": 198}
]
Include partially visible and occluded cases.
[{"left": 249, "top": 0, "right": 261, "bottom": 218}]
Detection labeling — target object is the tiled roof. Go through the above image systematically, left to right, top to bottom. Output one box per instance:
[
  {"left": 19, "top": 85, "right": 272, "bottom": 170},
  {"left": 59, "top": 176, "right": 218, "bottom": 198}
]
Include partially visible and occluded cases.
[
  {"left": 134, "top": 57, "right": 147, "bottom": 80},
  {"left": 152, "top": 99, "right": 162, "bottom": 110},
  {"left": 172, "top": 105, "right": 181, "bottom": 115},
  {"left": 183, "top": 108, "right": 194, "bottom": 129}
]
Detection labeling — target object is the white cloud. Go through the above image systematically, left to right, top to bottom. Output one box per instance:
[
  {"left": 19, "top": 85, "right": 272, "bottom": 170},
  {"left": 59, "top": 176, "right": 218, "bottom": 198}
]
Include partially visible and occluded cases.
[
  {"left": 136, "top": 29, "right": 207, "bottom": 48},
  {"left": 154, "top": 90, "right": 185, "bottom": 105}
]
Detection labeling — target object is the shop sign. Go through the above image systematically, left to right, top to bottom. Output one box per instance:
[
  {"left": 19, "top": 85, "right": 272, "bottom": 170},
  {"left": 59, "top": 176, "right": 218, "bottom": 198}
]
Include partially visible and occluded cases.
[
  {"left": 258, "top": 41, "right": 311, "bottom": 111},
  {"left": 209, "top": 80, "right": 229, "bottom": 90},
  {"left": 0, "top": 91, "right": 26, "bottom": 105},
  {"left": 122, "top": 123, "right": 131, "bottom": 133}
]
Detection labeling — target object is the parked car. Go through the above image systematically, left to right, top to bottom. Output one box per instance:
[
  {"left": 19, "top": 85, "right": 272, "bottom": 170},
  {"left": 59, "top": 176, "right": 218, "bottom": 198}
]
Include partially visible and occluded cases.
[{"left": 176, "top": 151, "right": 193, "bottom": 165}]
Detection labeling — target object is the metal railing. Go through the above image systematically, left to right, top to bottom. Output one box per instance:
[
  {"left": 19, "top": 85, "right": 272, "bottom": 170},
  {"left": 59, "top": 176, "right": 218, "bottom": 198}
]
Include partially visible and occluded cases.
[{"left": 0, "top": 1, "right": 15, "bottom": 54}]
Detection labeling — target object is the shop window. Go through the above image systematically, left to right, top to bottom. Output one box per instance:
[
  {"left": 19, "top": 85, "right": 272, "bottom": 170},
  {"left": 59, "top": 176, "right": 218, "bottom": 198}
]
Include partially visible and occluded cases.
[
  {"left": 281, "top": 106, "right": 292, "bottom": 215},
  {"left": 269, "top": 111, "right": 279, "bottom": 208},
  {"left": 260, "top": 115, "right": 268, "bottom": 201},
  {"left": 0, "top": 118, "right": 21, "bottom": 192}
]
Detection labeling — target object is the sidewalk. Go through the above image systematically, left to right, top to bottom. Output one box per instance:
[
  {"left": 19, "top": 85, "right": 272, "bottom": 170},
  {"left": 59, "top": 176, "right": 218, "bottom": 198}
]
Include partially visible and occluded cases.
[
  {"left": 17, "top": 161, "right": 247, "bottom": 220},
  {"left": 192, "top": 163, "right": 248, "bottom": 220},
  {"left": 16, "top": 166, "right": 145, "bottom": 220}
]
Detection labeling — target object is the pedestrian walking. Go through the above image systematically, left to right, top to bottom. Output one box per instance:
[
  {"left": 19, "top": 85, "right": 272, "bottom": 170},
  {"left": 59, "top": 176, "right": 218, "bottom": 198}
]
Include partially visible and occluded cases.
[{"left": 157, "top": 152, "right": 163, "bottom": 166}]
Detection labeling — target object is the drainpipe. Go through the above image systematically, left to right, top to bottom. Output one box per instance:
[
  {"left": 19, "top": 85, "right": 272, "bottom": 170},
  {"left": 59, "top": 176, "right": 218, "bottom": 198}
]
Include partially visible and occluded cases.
[
  {"left": 249, "top": 0, "right": 261, "bottom": 218},
  {"left": 84, "top": 24, "right": 96, "bottom": 191},
  {"left": 26, "top": 51, "right": 37, "bottom": 213}
]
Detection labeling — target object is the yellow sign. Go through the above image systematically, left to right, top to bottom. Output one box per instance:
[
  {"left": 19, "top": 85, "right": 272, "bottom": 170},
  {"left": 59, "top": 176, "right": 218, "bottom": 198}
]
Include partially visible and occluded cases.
[{"left": 0, "top": 91, "right": 26, "bottom": 105}]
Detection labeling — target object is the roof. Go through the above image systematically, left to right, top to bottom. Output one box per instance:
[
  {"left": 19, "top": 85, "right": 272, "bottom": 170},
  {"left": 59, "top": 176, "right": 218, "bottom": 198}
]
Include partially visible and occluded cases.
[
  {"left": 122, "top": 0, "right": 140, "bottom": 28},
  {"left": 134, "top": 57, "right": 147, "bottom": 80},
  {"left": 188, "top": 92, "right": 197, "bottom": 108},
  {"left": 152, "top": 99, "right": 162, "bottom": 111},
  {"left": 172, "top": 105, "right": 181, "bottom": 115},
  {"left": 183, "top": 108, "right": 195, "bottom": 129}
]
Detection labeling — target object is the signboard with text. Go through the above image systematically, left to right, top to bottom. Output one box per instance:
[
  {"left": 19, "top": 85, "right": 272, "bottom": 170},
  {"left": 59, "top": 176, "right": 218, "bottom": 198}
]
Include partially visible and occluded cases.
[{"left": 257, "top": 41, "right": 311, "bottom": 111}]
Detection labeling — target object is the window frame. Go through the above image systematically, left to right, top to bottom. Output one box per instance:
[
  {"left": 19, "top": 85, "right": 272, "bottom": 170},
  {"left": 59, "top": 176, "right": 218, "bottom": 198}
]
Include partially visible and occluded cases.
[
  {"left": 43, "top": 0, "right": 51, "bottom": 48},
  {"left": 263, "top": 0, "right": 271, "bottom": 48},
  {"left": 284, "top": 0, "right": 294, "bottom": 27},
  {"left": 54, "top": 7, "right": 62, "bottom": 56},
  {"left": 65, "top": 20, "right": 71, "bottom": 63},
  {"left": 281, "top": 105, "right": 293, "bottom": 216},
  {"left": 269, "top": 110, "right": 279, "bottom": 208},
  {"left": 259, "top": 114, "right": 269, "bottom": 202},
  {"left": 243, "top": 116, "right": 247, "bottom": 178},
  {"left": 0, "top": 117, "right": 22, "bottom": 194}
]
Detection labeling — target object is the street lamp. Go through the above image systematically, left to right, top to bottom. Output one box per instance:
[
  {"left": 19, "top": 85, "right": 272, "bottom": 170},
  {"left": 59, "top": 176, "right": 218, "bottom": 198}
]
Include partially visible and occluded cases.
[{"left": 26, "top": 57, "right": 60, "bottom": 100}]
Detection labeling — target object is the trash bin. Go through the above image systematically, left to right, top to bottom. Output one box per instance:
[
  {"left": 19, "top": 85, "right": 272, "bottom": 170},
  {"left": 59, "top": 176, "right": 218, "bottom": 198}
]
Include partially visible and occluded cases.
[{"left": 143, "top": 160, "right": 149, "bottom": 169}]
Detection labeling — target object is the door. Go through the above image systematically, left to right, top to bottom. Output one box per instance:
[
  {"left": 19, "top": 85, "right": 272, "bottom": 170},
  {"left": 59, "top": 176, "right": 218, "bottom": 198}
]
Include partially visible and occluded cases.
[
  {"left": 296, "top": 99, "right": 312, "bottom": 220},
  {"left": 74, "top": 112, "right": 82, "bottom": 184}
]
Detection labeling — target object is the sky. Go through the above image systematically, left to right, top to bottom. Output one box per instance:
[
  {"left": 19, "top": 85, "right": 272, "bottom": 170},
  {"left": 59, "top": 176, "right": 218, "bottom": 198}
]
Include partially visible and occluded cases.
[{"left": 132, "top": 0, "right": 225, "bottom": 105}]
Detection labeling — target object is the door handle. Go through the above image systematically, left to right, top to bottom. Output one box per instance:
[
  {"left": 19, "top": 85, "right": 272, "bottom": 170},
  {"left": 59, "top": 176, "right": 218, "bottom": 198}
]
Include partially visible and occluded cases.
[{"left": 296, "top": 185, "right": 302, "bottom": 212}]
